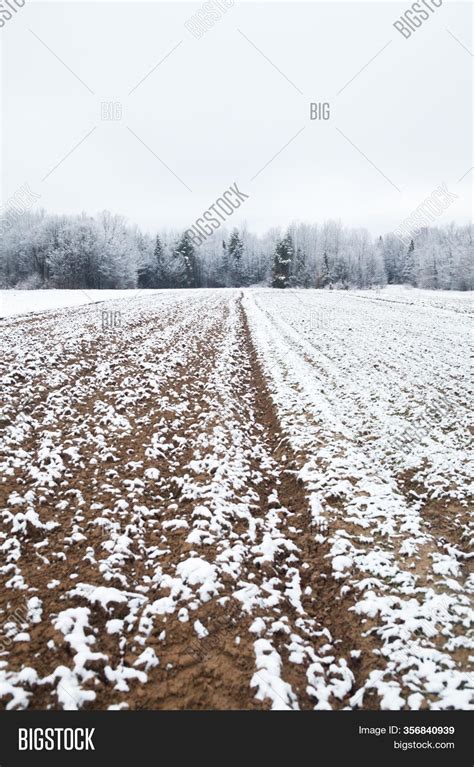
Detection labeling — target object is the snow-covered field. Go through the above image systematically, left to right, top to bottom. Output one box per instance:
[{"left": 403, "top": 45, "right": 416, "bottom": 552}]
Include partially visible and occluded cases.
[
  {"left": 350, "top": 285, "right": 473, "bottom": 314},
  {"left": 1, "top": 286, "right": 472, "bottom": 319},
  {"left": 0, "top": 288, "right": 472, "bottom": 710},
  {"left": 0, "top": 289, "right": 163, "bottom": 318}
]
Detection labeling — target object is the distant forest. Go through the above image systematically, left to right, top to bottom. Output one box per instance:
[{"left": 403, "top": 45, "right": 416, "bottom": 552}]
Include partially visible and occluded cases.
[{"left": 0, "top": 209, "right": 472, "bottom": 291}]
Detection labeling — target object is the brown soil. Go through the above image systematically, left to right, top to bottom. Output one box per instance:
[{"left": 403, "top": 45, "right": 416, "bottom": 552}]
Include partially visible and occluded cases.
[{"left": 0, "top": 295, "right": 383, "bottom": 710}]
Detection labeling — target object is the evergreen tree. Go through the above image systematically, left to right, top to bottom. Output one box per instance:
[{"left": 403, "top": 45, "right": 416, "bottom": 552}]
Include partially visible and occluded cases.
[
  {"left": 228, "top": 229, "right": 244, "bottom": 287},
  {"left": 173, "top": 231, "right": 198, "bottom": 288},
  {"left": 272, "top": 232, "right": 294, "bottom": 288},
  {"left": 137, "top": 234, "right": 166, "bottom": 288},
  {"left": 382, "top": 234, "right": 404, "bottom": 284},
  {"left": 153, "top": 235, "right": 167, "bottom": 288},
  {"left": 221, "top": 238, "right": 231, "bottom": 287},
  {"left": 401, "top": 239, "right": 416, "bottom": 285},
  {"left": 291, "top": 246, "right": 310, "bottom": 287},
  {"left": 318, "top": 250, "right": 331, "bottom": 288},
  {"left": 432, "top": 254, "right": 439, "bottom": 289},
  {"left": 333, "top": 257, "right": 349, "bottom": 288},
  {"left": 137, "top": 259, "right": 155, "bottom": 288}
]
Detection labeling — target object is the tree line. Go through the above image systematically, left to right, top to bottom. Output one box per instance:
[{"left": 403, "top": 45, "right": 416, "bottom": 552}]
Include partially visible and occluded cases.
[{"left": 0, "top": 209, "right": 471, "bottom": 291}]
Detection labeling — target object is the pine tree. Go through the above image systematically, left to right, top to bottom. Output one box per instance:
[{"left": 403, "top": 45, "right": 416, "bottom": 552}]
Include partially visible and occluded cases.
[
  {"left": 228, "top": 229, "right": 244, "bottom": 286},
  {"left": 173, "top": 231, "right": 198, "bottom": 288},
  {"left": 272, "top": 232, "right": 294, "bottom": 288},
  {"left": 382, "top": 234, "right": 404, "bottom": 284},
  {"left": 153, "top": 235, "right": 167, "bottom": 288},
  {"left": 372, "top": 235, "right": 386, "bottom": 288},
  {"left": 221, "top": 238, "right": 231, "bottom": 287},
  {"left": 401, "top": 239, "right": 416, "bottom": 285},
  {"left": 291, "top": 246, "right": 310, "bottom": 287},
  {"left": 320, "top": 250, "right": 331, "bottom": 288},
  {"left": 432, "top": 253, "right": 439, "bottom": 289},
  {"left": 137, "top": 255, "right": 154, "bottom": 289},
  {"left": 333, "top": 257, "right": 349, "bottom": 289}
]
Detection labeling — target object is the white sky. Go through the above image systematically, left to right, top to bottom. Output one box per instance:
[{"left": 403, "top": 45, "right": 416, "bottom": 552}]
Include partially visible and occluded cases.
[{"left": 1, "top": 0, "right": 472, "bottom": 236}]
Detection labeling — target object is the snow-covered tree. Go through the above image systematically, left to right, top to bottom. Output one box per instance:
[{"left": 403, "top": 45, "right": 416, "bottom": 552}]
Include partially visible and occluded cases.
[
  {"left": 0, "top": 210, "right": 471, "bottom": 292},
  {"left": 228, "top": 229, "right": 244, "bottom": 287},
  {"left": 172, "top": 231, "right": 199, "bottom": 288},
  {"left": 272, "top": 232, "right": 294, "bottom": 288},
  {"left": 401, "top": 240, "right": 416, "bottom": 285},
  {"left": 291, "top": 246, "right": 311, "bottom": 287}
]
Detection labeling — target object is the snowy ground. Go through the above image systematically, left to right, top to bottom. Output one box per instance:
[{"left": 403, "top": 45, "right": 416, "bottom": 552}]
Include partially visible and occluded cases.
[
  {"left": 1, "top": 286, "right": 473, "bottom": 319},
  {"left": 0, "top": 289, "right": 472, "bottom": 710},
  {"left": 0, "top": 289, "right": 164, "bottom": 318}
]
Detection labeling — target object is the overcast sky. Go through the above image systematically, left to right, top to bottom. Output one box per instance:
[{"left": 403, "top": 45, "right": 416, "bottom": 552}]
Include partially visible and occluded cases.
[{"left": 1, "top": 0, "right": 472, "bottom": 236}]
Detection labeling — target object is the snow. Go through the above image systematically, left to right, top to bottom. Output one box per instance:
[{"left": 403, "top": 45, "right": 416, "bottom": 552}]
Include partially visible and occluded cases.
[
  {"left": 2, "top": 286, "right": 471, "bottom": 321},
  {"left": 0, "top": 287, "right": 472, "bottom": 710},
  {"left": 244, "top": 287, "right": 473, "bottom": 710},
  {"left": 0, "top": 288, "right": 163, "bottom": 318},
  {"left": 332, "top": 555, "right": 353, "bottom": 573},
  {"left": 251, "top": 639, "right": 299, "bottom": 711}
]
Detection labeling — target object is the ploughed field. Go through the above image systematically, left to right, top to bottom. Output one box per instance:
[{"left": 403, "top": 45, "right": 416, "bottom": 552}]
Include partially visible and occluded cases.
[{"left": 0, "top": 288, "right": 472, "bottom": 710}]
